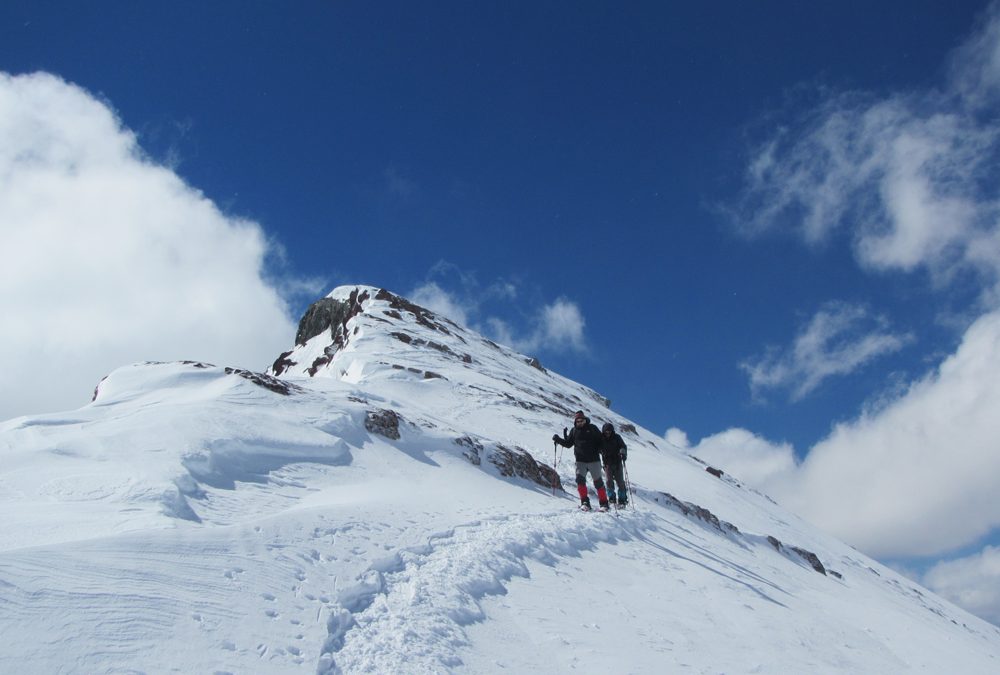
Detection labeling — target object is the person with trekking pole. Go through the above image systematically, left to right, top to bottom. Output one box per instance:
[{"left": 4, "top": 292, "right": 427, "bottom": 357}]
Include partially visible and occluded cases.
[
  {"left": 553, "top": 411, "right": 610, "bottom": 511},
  {"left": 599, "top": 422, "right": 628, "bottom": 508}
]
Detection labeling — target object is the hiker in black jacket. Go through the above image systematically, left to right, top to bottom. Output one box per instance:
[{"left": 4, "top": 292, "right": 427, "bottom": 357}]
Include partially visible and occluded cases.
[
  {"left": 553, "top": 411, "right": 610, "bottom": 511},
  {"left": 600, "top": 422, "right": 628, "bottom": 506}
]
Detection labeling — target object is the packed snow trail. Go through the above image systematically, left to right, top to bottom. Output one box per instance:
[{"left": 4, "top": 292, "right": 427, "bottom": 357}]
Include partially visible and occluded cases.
[{"left": 318, "top": 509, "right": 658, "bottom": 674}]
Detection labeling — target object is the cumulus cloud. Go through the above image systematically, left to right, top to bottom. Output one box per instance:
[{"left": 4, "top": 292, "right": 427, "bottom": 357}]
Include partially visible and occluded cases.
[
  {"left": 717, "top": 4, "right": 1000, "bottom": 624},
  {"left": 0, "top": 72, "right": 298, "bottom": 420},
  {"left": 408, "top": 269, "right": 588, "bottom": 356},
  {"left": 410, "top": 281, "right": 472, "bottom": 327},
  {"left": 479, "top": 297, "right": 587, "bottom": 355},
  {"left": 535, "top": 299, "right": 587, "bottom": 352},
  {"left": 741, "top": 302, "right": 912, "bottom": 401},
  {"left": 674, "top": 305, "right": 1000, "bottom": 559},
  {"left": 670, "top": 308, "right": 1000, "bottom": 626},
  {"left": 775, "top": 308, "right": 1000, "bottom": 558},
  {"left": 663, "top": 427, "right": 691, "bottom": 450},
  {"left": 669, "top": 427, "right": 797, "bottom": 493},
  {"left": 923, "top": 546, "right": 1000, "bottom": 627}
]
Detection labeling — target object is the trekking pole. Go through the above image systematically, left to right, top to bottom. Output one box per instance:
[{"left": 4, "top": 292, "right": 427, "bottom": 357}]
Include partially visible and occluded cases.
[
  {"left": 552, "top": 441, "right": 558, "bottom": 496},
  {"left": 623, "top": 460, "right": 635, "bottom": 510}
]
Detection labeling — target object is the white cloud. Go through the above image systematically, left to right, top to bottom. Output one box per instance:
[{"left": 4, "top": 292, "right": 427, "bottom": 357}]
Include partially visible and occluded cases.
[
  {"left": 949, "top": 2, "right": 1000, "bottom": 110},
  {"left": 721, "top": 3, "right": 1000, "bottom": 559},
  {"left": 733, "top": 4, "right": 1000, "bottom": 296},
  {"left": 716, "top": 8, "right": 1000, "bottom": 626},
  {"left": 0, "top": 72, "right": 298, "bottom": 420},
  {"left": 409, "top": 270, "right": 588, "bottom": 356},
  {"left": 409, "top": 281, "right": 472, "bottom": 327},
  {"left": 491, "top": 297, "right": 587, "bottom": 355},
  {"left": 536, "top": 298, "right": 587, "bottom": 353},
  {"left": 741, "top": 302, "right": 912, "bottom": 401},
  {"left": 678, "top": 307, "right": 1000, "bottom": 563},
  {"left": 774, "top": 308, "right": 1000, "bottom": 558},
  {"left": 484, "top": 317, "right": 518, "bottom": 349},
  {"left": 663, "top": 427, "right": 691, "bottom": 450},
  {"left": 670, "top": 427, "right": 797, "bottom": 493},
  {"left": 923, "top": 546, "right": 1000, "bottom": 627}
]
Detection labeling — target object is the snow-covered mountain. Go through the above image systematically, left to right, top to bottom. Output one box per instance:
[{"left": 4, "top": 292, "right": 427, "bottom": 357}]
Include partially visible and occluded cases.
[{"left": 1, "top": 284, "right": 999, "bottom": 674}]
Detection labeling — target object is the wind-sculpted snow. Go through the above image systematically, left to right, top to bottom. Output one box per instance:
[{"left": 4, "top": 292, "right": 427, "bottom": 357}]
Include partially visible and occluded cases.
[
  {"left": 2, "top": 285, "right": 1000, "bottom": 673},
  {"left": 319, "top": 511, "right": 658, "bottom": 674}
]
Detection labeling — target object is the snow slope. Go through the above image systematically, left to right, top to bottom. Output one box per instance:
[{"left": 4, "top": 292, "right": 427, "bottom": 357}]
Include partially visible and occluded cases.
[{"left": 1, "top": 285, "right": 998, "bottom": 674}]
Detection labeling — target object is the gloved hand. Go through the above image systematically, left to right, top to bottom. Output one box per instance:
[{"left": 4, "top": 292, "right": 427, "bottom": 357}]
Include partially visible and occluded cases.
[
  {"left": 552, "top": 434, "right": 561, "bottom": 442},
  {"left": 622, "top": 454, "right": 627, "bottom": 462}
]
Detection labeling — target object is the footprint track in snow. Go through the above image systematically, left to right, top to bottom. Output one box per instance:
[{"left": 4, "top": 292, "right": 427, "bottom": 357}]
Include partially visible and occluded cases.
[{"left": 317, "top": 509, "right": 655, "bottom": 674}]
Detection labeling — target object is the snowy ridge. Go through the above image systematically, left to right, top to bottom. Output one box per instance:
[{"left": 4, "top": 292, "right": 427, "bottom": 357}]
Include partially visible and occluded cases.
[{"left": 1, "top": 285, "right": 999, "bottom": 673}]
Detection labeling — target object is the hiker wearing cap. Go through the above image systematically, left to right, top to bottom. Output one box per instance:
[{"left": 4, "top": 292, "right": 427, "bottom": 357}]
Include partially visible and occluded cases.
[
  {"left": 553, "top": 411, "right": 610, "bottom": 511},
  {"left": 600, "top": 422, "right": 628, "bottom": 507}
]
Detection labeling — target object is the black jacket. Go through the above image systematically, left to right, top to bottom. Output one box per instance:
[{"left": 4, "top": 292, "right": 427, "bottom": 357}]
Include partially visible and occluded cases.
[
  {"left": 555, "top": 420, "right": 603, "bottom": 463},
  {"left": 600, "top": 432, "right": 627, "bottom": 465}
]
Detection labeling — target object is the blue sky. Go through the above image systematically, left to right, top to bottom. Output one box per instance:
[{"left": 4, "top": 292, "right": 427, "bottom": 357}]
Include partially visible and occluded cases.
[
  {"left": 0, "top": 0, "right": 980, "bottom": 447},
  {"left": 3, "top": 1, "right": 1000, "bottom": 624}
]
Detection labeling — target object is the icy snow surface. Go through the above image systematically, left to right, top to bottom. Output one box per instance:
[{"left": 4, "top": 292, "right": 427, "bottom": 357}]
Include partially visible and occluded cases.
[{"left": 1, "top": 285, "right": 999, "bottom": 673}]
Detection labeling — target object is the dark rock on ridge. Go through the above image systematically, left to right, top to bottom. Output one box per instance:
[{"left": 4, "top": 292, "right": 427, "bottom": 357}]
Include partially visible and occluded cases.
[
  {"left": 295, "top": 289, "right": 370, "bottom": 347},
  {"left": 224, "top": 368, "right": 304, "bottom": 396},
  {"left": 365, "top": 409, "right": 401, "bottom": 440},
  {"left": 455, "top": 436, "right": 483, "bottom": 466},
  {"left": 455, "top": 437, "right": 561, "bottom": 491},
  {"left": 489, "top": 443, "right": 562, "bottom": 492},
  {"left": 657, "top": 492, "right": 741, "bottom": 536},
  {"left": 766, "top": 535, "right": 828, "bottom": 575}
]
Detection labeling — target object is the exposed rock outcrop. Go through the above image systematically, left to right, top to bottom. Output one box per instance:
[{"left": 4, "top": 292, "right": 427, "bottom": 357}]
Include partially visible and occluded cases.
[
  {"left": 272, "top": 288, "right": 372, "bottom": 376},
  {"left": 374, "top": 288, "right": 456, "bottom": 335},
  {"left": 295, "top": 290, "right": 369, "bottom": 346},
  {"left": 525, "top": 357, "right": 546, "bottom": 372},
  {"left": 224, "top": 368, "right": 304, "bottom": 396},
  {"left": 365, "top": 409, "right": 401, "bottom": 440},
  {"left": 454, "top": 436, "right": 483, "bottom": 466},
  {"left": 455, "top": 437, "right": 560, "bottom": 491},
  {"left": 488, "top": 443, "right": 562, "bottom": 492},
  {"left": 656, "top": 492, "right": 741, "bottom": 536},
  {"left": 656, "top": 492, "right": 833, "bottom": 578},
  {"left": 766, "top": 536, "right": 828, "bottom": 575}
]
